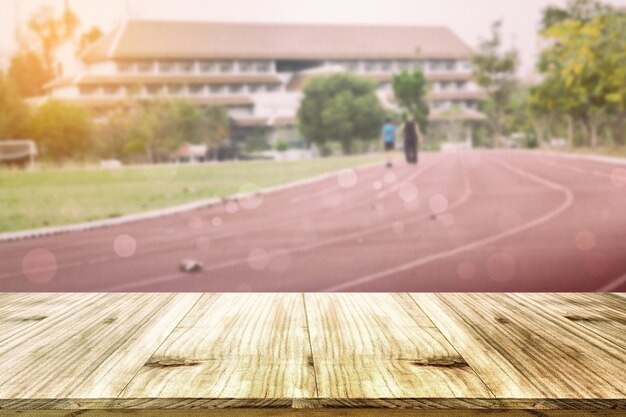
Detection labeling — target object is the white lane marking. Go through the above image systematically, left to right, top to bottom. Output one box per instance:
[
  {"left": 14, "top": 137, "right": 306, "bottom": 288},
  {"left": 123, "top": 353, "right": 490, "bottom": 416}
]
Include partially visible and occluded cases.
[
  {"left": 323, "top": 157, "right": 575, "bottom": 291},
  {"left": 102, "top": 158, "right": 457, "bottom": 291},
  {"left": 0, "top": 162, "right": 435, "bottom": 281},
  {"left": 376, "top": 167, "right": 426, "bottom": 199},
  {"left": 290, "top": 186, "right": 337, "bottom": 204},
  {"left": 597, "top": 273, "right": 626, "bottom": 292}
]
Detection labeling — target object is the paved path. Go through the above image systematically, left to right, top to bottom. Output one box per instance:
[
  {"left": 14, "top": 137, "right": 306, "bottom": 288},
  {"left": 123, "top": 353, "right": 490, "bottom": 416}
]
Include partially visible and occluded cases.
[{"left": 1, "top": 150, "right": 625, "bottom": 291}]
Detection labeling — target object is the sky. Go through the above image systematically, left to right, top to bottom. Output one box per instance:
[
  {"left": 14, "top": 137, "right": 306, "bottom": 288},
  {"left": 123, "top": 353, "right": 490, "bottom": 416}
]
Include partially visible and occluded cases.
[{"left": 1, "top": 0, "right": 625, "bottom": 77}]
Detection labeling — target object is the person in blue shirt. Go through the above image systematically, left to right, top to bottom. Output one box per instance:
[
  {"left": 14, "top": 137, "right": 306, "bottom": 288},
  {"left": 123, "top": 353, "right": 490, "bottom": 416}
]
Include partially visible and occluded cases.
[{"left": 381, "top": 118, "right": 397, "bottom": 168}]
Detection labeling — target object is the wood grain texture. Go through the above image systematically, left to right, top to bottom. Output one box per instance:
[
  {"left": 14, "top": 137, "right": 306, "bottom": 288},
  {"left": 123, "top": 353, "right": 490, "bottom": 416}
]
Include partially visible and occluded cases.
[
  {"left": 0, "top": 293, "right": 201, "bottom": 400},
  {"left": 0, "top": 293, "right": 624, "bottom": 414},
  {"left": 119, "top": 293, "right": 316, "bottom": 399},
  {"left": 304, "top": 293, "right": 493, "bottom": 399},
  {"left": 411, "top": 293, "right": 626, "bottom": 400},
  {"left": 1, "top": 409, "right": 624, "bottom": 417}
]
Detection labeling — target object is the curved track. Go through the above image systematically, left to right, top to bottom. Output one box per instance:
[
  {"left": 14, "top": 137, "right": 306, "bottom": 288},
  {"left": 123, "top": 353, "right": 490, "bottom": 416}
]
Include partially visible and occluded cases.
[{"left": 1, "top": 151, "right": 625, "bottom": 291}]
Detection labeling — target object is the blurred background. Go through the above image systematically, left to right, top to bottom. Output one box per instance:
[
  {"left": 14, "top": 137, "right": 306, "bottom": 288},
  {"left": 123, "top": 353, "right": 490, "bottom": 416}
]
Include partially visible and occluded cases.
[{"left": 0, "top": 0, "right": 624, "bottom": 292}]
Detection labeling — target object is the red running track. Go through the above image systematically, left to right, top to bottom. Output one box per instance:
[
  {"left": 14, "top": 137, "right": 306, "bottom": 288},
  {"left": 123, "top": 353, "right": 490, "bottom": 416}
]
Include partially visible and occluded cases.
[{"left": 1, "top": 150, "right": 625, "bottom": 292}]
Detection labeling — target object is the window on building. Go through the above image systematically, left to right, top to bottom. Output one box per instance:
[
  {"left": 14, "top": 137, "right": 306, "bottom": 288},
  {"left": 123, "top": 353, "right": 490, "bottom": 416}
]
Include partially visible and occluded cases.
[
  {"left": 397, "top": 60, "right": 411, "bottom": 70},
  {"left": 444, "top": 60, "right": 456, "bottom": 71},
  {"left": 462, "top": 60, "right": 472, "bottom": 71},
  {"left": 117, "top": 61, "right": 134, "bottom": 73},
  {"left": 137, "top": 61, "right": 154, "bottom": 73},
  {"left": 158, "top": 61, "right": 175, "bottom": 73},
  {"left": 179, "top": 61, "right": 194, "bottom": 73},
  {"left": 199, "top": 61, "right": 215, "bottom": 72},
  {"left": 219, "top": 61, "right": 234, "bottom": 73},
  {"left": 239, "top": 61, "right": 254, "bottom": 73},
  {"left": 256, "top": 61, "right": 271, "bottom": 73},
  {"left": 364, "top": 61, "right": 378, "bottom": 72},
  {"left": 380, "top": 61, "right": 392, "bottom": 71},
  {"left": 429, "top": 61, "right": 441, "bottom": 72},
  {"left": 440, "top": 81, "right": 451, "bottom": 91},
  {"left": 456, "top": 81, "right": 467, "bottom": 90},
  {"left": 125, "top": 84, "right": 142, "bottom": 96},
  {"left": 146, "top": 84, "right": 164, "bottom": 95},
  {"left": 167, "top": 84, "right": 184, "bottom": 95},
  {"left": 209, "top": 84, "right": 224, "bottom": 94},
  {"left": 228, "top": 84, "right": 243, "bottom": 94},
  {"left": 249, "top": 84, "right": 264, "bottom": 93},
  {"left": 266, "top": 84, "right": 279, "bottom": 92},
  {"left": 103, "top": 85, "right": 121, "bottom": 95},
  {"left": 189, "top": 85, "right": 205, "bottom": 95},
  {"left": 79, "top": 86, "right": 99, "bottom": 96},
  {"left": 431, "top": 100, "right": 444, "bottom": 109},
  {"left": 464, "top": 100, "right": 476, "bottom": 109}
]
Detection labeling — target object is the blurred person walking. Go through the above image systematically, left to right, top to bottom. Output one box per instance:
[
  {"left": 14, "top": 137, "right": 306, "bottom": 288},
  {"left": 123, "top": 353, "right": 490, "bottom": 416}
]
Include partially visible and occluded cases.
[
  {"left": 397, "top": 114, "right": 421, "bottom": 164},
  {"left": 381, "top": 118, "right": 397, "bottom": 168}
]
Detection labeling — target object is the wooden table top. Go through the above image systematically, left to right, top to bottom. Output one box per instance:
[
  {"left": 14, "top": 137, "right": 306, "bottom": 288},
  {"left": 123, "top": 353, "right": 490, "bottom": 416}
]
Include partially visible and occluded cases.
[{"left": 0, "top": 293, "right": 624, "bottom": 416}]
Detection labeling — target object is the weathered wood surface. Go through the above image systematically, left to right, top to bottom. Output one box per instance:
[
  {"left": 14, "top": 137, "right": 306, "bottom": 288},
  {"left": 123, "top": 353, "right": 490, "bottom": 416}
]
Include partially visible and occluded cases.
[{"left": 0, "top": 293, "right": 624, "bottom": 414}]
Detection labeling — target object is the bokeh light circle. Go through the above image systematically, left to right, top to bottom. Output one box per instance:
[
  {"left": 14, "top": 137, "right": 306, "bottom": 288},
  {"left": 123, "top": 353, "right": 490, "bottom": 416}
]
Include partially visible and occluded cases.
[
  {"left": 610, "top": 168, "right": 626, "bottom": 188},
  {"left": 337, "top": 169, "right": 358, "bottom": 189},
  {"left": 238, "top": 183, "right": 263, "bottom": 210},
  {"left": 398, "top": 183, "right": 418, "bottom": 202},
  {"left": 429, "top": 194, "right": 449, "bottom": 214},
  {"left": 575, "top": 230, "right": 596, "bottom": 252},
  {"left": 114, "top": 234, "right": 137, "bottom": 258},
  {"left": 22, "top": 248, "right": 58, "bottom": 284},
  {"left": 247, "top": 248, "right": 270, "bottom": 270},
  {"left": 486, "top": 253, "right": 516, "bottom": 282},
  {"left": 457, "top": 261, "right": 476, "bottom": 280}
]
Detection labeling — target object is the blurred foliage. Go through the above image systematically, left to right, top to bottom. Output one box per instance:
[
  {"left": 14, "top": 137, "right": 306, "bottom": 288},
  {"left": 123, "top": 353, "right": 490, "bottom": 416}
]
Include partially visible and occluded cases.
[
  {"left": 531, "top": 0, "right": 626, "bottom": 147},
  {"left": 10, "top": 5, "right": 79, "bottom": 97},
  {"left": 472, "top": 21, "right": 519, "bottom": 147},
  {"left": 78, "top": 26, "right": 103, "bottom": 54},
  {"left": 8, "top": 51, "right": 53, "bottom": 98},
  {"left": 391, "top": 69, "right": 429, "bottom": 131},
  {"left": 0, "top": 72, "right": 31, "bottom": 139},
  {"left": 298, "top": 73, "right": 386, "bottom": 155},
  {"left": 31, "top": 100, "right": 93, "bottom": 161},
  {"left": 95, "top": 101, "right": 230, "bottom": 163},
  {"left": 275, "top": 140, "right": 289, "bottom": 152}
]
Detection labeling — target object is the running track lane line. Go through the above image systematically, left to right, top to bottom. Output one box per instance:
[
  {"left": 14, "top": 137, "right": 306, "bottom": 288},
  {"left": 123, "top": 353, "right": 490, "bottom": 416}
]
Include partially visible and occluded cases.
[
  {"left": 323, "top": 157, "right": 575, "bottom": 291},
  {"left": 101, "top": 158, "right": 459, "bottom": 291},
  {"left": 0, "top": 161, "right": 434, "bottom": 281},
  {"left": 598, "top": 273, "right": 626, "bottom": 292}
]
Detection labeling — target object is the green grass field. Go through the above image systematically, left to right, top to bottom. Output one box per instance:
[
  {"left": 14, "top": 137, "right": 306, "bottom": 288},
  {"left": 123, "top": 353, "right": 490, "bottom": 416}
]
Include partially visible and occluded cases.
[{"left": 0, "top": 155, "right": 382, "bottom": 233}]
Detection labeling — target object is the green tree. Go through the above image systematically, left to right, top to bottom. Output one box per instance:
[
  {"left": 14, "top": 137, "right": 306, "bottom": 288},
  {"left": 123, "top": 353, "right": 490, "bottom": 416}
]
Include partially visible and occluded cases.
[
  {"left": 534, "top": 3, "right": 626, "bottom": 146},
  {"left": 10, "top": 5, "right": 79, "bottom": 96},
  {"left": 472, "top": 21, "right": 519, "bottom": 147},
  {"left": 79, "top": 26, "right": 103, "bottom": 54},
  {"left": 8, "top": 51, "right": 53, "bottom": 97},
  {"left": 391, "top": 68, "right": 429, "bottom": 130},
  {"left": 0, "top": 72, "right": 31, "bottom": 139},
  {"left": 298, "top": 73, "right": 385, "bottom": 154},
  {"left": 31, "top": 100, "right": 93, "bottom": 161},
  {"left": 203, "top": 104, "right": 230, "bottom": 155}
]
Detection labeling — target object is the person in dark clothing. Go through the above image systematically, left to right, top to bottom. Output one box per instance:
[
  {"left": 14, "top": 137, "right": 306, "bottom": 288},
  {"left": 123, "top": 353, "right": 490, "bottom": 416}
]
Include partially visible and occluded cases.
[{"left": 397, "top": 114, "right": 422, "bottom": 164}]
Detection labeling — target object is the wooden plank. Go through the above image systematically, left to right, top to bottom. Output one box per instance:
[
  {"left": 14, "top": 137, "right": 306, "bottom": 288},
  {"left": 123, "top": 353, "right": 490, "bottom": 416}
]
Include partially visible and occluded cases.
[
  {"left": 0, "top": 293, "right": 201, "bottom": 403},
  {"left": 0, "top": 293, "right": 101, "bottom": 341},
  {"left": 118, "top": 293, "right": 316, "bottom": 400},
  {"left": 304, "top": 293, "right": 493, "bottom": 400},
  {"left": 411, "top": 293, "right": 626, "bottom": 400},
  {"left": 507, "top": 293, "right": 626, "bottom": 348},
  {"left": 1, "top": 409, "right": 624, "bottom": 417}
]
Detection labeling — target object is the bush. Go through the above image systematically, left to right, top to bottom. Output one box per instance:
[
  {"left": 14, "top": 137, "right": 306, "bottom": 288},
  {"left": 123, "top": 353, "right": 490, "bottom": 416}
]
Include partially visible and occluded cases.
[{"left": 31, "top": 100, "right": 93, "bottom": 161}]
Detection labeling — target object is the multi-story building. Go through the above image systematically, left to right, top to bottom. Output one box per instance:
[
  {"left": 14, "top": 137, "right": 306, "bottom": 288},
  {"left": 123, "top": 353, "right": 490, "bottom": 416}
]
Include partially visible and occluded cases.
[{"left": 44, "top": 20, "right": 486, "bottom": 144}]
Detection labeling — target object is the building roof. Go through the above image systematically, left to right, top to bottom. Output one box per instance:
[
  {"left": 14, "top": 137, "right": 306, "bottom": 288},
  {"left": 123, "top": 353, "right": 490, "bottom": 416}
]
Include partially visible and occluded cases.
[{"left": 81, "top": 20, "right": 474, "bottom": 62}]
